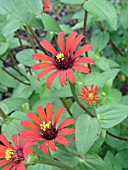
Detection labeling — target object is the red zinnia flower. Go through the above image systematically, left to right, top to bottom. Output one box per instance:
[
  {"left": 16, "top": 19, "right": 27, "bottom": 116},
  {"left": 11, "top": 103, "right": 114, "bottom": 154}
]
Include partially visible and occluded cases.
[
  {"left": 43, "top": 0, "right": 52, "bottom": 13},
  {"left": 32, "top": 32, "right": 94, "bottom": 88},
  {"left": 78, "top": 84, "right": 99, "bottom": 106},
  {"left": 21, "top": 102, "right": 75, "bottom": 154},
  {"left": 0, "top": 133, "right": 35, "bottom": 170}
]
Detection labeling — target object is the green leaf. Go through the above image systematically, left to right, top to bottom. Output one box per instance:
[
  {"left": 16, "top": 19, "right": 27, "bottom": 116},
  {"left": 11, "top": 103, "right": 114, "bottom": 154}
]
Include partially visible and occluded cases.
[
  {"left": 0, "top": 0, "right": 43, "bottom": 29},
  {"left": 60, "top": 0, "right": 85, "bottom": 4},
  {"left": 83, "top": 0, "right": 117, "bottom": 30},
  {"left": 120, "top": 4, "right": 128, "bottom": 29},
  {"left": 42, "top": 13, "right": 61, "bottom": 33},
  {"left": 91, "top": 30, "right": 109, "bottom": 51},
  {"left": 16, "top": 49, "right": 43, "bottom": 66},
  {"left": 1, "top": 97, "right": 28, "bottom": 113},
  {"left": 97, "top": 104, "right": 128, "bottom": 128},
  {"left": 2, "top": 111, "right": 27, "bottom": 141},
  {"left": 75, "top": 114, "right": 101, "bottom": 155},
  {"left": 115, "top": 149, "right": 128, "bottom": 168},
  {"left": 104, "top": 151, "right": 122, "bottom": 170},
  {"left": 79, "top": 153, "right": 109, "bottom": 170},
  {"left": 27, "top": 164, "right": 52, "bottom": 170}
]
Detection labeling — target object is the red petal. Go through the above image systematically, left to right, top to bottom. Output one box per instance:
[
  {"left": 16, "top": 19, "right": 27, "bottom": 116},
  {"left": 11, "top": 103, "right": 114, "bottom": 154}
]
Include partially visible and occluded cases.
[
  {"left": 58, "top": 32, "right": 65, "bottom": 54},
  {"left": 65, "top": 32, "right": 77, "bottom": 55},
  {"left": 70, "top": 34, "right": 84, "bottom": 55},
  {"left": 40, "top": 40, "right": 58, "bottom": 56},
  {"left": 72, "top": 44, "right": 93, "bottom": 60},
  {"left": 32, "top": 54, "right": 55, "bottom": 62},
  {"left": 74, "top": 57, "right": 94, "bottom": 64},
  {"left": 32, "top": 63, "right": 55, "bottom": 71},
  {"left": 72, "top": 65, "right": 90, "bottom": 73},
  {"left": 37, "top": 67, "right": 56, "bottom": 81},
  {"left": 66, "top": 69, "right": 75, "bottom": 84},
  {"left": 46, "top": 70, "right": 59, "bottom": 88},
  {"left": 59, "top": 71, "right": 67, "bottom": 86},
  {"left": 46, "top": 102, "right": 52, "bottom": 121},
  {"left": 37, "top": 105, "right": 47, "bottom": 122},
  {"left": 54, "top": 107, "right": 66, "bottom": 126},
  {"left": 27, "top": 111, "right": 42, "bottom": 125},
  {"left": 58, "top": 119, "right": 75, "bottom": 130},
  {"left": 21, "top": 121, "right": 41, "bottom": 132},
  {"left": 58, "top": 128, "right": 75, "bottom": 136},
  {"left": 21, "top": 130, "right": 42, "bottom": 139},
  {"left": 0, "top": 133, "right": 14, "bottom": 150},
  {"left": 12, "top": 134, "right": 19, "bottom": 148},
  {"left": 55, "top": 136, "right": 70, "bottom": 146},
  {"left": 48, "top": 140, "right": 56, "bottom": 152},
  {"left": 41, "top": 141, "right": 49, "bottom": 154},
  {"left": 0, "top": 145, "right": 7, "bottom": 153},
  {"left": 23, "top": 147, "right": 33, "bottom": 157},
  {"left": 0, "top": 153, "right": 5, "bottom": 158},
  {"left": 0, "top": 160, "right": 9, "bottom": 167},
  {"left": 17, "top": 161, "right": 25, "bottom": 170},
  {"left": 1, "top": 163, "right": 12, "bottom": 170},
  {"left": 10, "top": 164, "right": 18, "bottom": 170}
]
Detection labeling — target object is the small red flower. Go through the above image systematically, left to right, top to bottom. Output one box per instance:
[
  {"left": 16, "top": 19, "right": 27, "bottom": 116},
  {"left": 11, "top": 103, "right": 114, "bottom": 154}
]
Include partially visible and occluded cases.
[
  {"left": 43, "top": 0, "right": 52, "bottom": 13},
  {"left": 32, "top": 32, "right": 94, "bottom": 88},
  {"left": 78, "top": 84, "right": 99, "bottom": 106},
  {"left": 21, "top": 102, "right": 75, "bottom": 154},
  {"left": 0, "top": 133, "right": 35, "bottom": 170}
]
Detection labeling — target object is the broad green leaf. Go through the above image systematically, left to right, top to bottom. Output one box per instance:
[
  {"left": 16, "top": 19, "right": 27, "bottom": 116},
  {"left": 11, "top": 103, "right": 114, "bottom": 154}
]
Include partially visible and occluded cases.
[
  {"left": 0, "top": 0, "right": 43, "bottom": 29},
  {"left": 60, "top": 0, "right": 85, "bottom": 4},
  {"left": 83, "top": 0, "right": 117, "bottom": 30},
  {"left": 120, "top": 4, "right": 128, "bottom": 29},
  {"left": 42, "top": 13, "right": 61, "bottom": 33},
  {"left": 60, "top": 25, "right": 73, "bottom": 34},
  {"left": 91, "top": 30, "right": 109, "bottom": 51},
  {"left": 0, "top": 33, "right": 6, "bottom": 44},
  {"left": 0, "top": 39, "right": 8, "bottom": 55},
  {"left": 16, "top": 49, "right": 43, "bottom": 66},
  {"left": 1, "top": 97, "right": 28, "bottom": 113},
  {"left": 0, "top": 103, "right": 9, "bottom": 115},
  {"left": 97, "top": 104, "right": 128, "bottom": 128},
  {"left": 2, "top": 111, "right": 27, "bottom": 141},
  {"left": 76, "top": 114, "right": 101, "bottom": 155},
  {"left": 115, "top": 149, "right": 128, "bottom": 168},
  {"left": 104, "top": 151, "right": 122, "bottom": 170},
  {"left": 78, "top": 153, "right": 109, "bottom": 170},
  {"left": 27, "top": 164, "right": 52, "bottom": 170}
]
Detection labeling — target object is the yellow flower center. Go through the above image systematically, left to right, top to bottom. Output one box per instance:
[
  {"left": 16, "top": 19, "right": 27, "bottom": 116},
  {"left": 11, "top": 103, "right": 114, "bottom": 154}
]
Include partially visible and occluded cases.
[
  {"left": 56, "top": 53, "right": 64, "bottom": 62},
  {"left": 88, "top": 93, "right": 94, "bottom": 100},
  {"left": 40, "top": 121, "right": 51, "bottom": 131},
  {"left": 5, "top": 148, "right": 14, "bottom": 160}
]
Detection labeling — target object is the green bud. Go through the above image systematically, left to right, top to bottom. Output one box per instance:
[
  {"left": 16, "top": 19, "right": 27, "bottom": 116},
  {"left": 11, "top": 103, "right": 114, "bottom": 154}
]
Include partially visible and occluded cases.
[{"left": 24, "top": 152, "right": 40, "bottom": 165}]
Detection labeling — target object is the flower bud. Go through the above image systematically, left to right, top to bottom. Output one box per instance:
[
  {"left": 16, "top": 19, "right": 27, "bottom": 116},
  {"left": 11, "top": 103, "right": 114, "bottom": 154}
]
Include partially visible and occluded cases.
[{"left": 24, "top": 152, "right": 40, "bottom": 165}]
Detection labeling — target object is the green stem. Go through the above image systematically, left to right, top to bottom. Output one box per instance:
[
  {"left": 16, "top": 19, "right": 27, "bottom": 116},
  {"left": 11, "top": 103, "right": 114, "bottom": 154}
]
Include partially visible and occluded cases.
[
  {"left": 83, "top": 10, "right": 91, "bottom": 71},
  {"left": 27, "top": 25, "right": 47, "bottom": 54},
  {"left": 24, "top": 26, "right": 37, "bottom": 53},
  {"left": 15, "top": 31, "right": 24, "bottom": 49},
  {"left": 8, "top": 49, "right": 17, "bottom": 66},
  {"left": 0, "top": 58, "right": 29, "bottom": 81},
  {"left": 2, "top": 67, "right": 30, "bottom": 86},
  {"left": 69, "top": 82, "right": 93, "bottom": 117},
  {"left": 60, "top": 97, "right": 73, "bottom": 117},
  {"left": 0, "top": 107, "right": 7, "bottom": 119},
  {"left": 40, "top": 157, "right": 75, "bottom": 170}
]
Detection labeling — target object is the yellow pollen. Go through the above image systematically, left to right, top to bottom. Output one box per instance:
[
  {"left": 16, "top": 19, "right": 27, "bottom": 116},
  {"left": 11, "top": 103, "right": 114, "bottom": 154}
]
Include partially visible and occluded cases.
[
  {"left": 56, "top": 53, "right": 64, "bottom": 62},
  {"left": 88, "top": 93, "right": 94, "bottom": 100},
  {"left": 40, "top": 121, "right": 51, "bottom": 131},
  {"left": 5, "top": 148, "right": 14, "bottom": 160}
]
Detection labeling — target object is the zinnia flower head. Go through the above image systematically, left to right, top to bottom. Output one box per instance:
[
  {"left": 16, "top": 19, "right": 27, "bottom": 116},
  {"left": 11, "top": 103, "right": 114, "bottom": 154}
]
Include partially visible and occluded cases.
[
  {"left": 43, "top": 0, "right": 52, "bottom": 13},
  {"left": 32, "top": 32, "right": 94, "bottom": 88},
  {"left": 78, "top": 84, "right": 99, "bottom": 106},
  {"left": 21, "top": 102, "right": 75, "bottom": 154},
  {"left": 0, "top": 133, "right": 35, "bottom": 170}
]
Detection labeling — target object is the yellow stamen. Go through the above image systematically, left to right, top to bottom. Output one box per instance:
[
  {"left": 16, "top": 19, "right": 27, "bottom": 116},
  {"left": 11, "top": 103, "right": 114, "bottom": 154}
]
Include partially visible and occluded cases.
[
  {"left": 56, "top": 53, "right": 64, "bottom": 62},
  {"left": 88, "top": 93, "right": 94, "bottom": 100},
  {"left": 40, "top": 121, "right": 51, "bottom": 131},
  {"left": 5, "top": 148, "right": 14, "bottom": 160}
]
